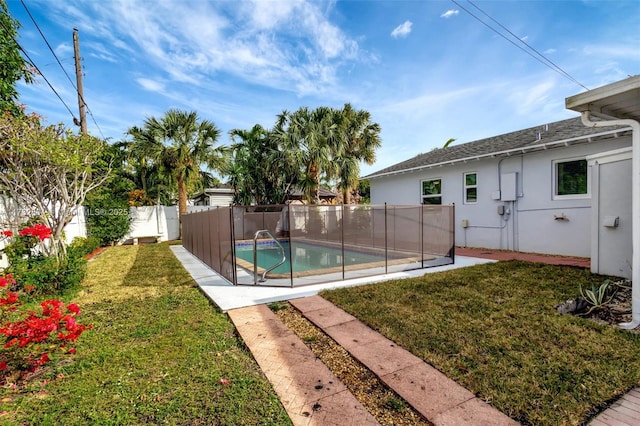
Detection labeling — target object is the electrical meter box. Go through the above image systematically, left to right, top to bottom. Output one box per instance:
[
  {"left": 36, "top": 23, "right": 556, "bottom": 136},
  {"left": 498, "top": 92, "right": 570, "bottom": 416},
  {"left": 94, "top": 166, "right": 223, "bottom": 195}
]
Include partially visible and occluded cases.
[{"left": 500, "top": 172, "right": 517, "bottom": 201}]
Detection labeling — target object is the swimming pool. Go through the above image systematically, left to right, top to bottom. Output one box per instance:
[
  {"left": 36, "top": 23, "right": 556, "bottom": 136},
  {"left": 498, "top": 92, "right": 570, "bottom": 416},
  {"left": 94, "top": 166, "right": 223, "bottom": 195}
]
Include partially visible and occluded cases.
[{"left": 235, "top": 240, "right": 394, "bottom": 277}]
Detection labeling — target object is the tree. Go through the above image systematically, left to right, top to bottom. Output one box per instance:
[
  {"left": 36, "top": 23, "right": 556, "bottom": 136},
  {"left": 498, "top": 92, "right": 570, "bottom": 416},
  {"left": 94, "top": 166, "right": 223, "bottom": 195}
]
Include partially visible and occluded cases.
[
  {"left": 0, "top": 0, "right": 35, "bottom": 115},
  {"left": 333, "top": 104, "right": 381, "bottom": 204},
  {"left": 269, "top": 105, "right": 381, "bottom": 205},
  {"left": 273, "top": 106, "right": 341, "bottom": 204},
  {"left": 132, "top": 109, "right": 227, "bottom": 225},
  {"left": 0, "top": 112, "right": 110, "bottom": 257},
  {"left": 226, "top": 124, "right": 297, "bottom": 205},
  {"left": 121, "top": 127, "right": 174, "bottom": 205},
  {"left": 84, "top": 143, "right": 134, "bottom": 246},
  {"left": 357, "top": 179, "right": 371, "bottom": 204}
]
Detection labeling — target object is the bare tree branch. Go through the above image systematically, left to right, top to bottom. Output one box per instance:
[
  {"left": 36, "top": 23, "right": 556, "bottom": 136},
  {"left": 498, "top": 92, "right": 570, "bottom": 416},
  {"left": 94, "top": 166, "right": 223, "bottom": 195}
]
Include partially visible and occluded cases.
[{"left": 0, "top": 112, "right": 110, "bottom": 258}]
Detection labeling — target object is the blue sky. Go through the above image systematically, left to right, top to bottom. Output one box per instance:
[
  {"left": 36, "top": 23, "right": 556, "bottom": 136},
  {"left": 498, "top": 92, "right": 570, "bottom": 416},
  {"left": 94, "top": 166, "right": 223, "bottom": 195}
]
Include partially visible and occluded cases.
[{"left": 8, "top": 0, "right": 640, "bottom": 178}]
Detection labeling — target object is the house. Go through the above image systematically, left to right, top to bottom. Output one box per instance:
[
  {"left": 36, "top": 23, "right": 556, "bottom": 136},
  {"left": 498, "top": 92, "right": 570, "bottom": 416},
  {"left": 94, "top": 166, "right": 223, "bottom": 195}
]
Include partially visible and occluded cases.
[
  {"left": 367, "top": 75, "right": 640, "bottom": 328},
  {"left": 565, "top": 75, "right": 639, "bottom": 330},
  {"left": 366, "top": 116, "right": 632, "bottom": 272},
  {"left": 191, "top": 185, "right": 234, "bottom": 206},
  {"left": 287, "top": 187, "right": 337, "bottom": 204}
]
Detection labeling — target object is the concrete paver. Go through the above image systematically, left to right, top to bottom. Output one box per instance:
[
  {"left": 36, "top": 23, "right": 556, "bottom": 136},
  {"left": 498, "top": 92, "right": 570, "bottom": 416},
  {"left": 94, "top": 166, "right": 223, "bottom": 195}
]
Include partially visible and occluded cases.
[
  {"left": 455, "top": 247, "right": 590, "bottom": 268},
  {"left": 290, "top": 295, "right": 519, "bottom": 426},
  {"left": 227, "top": 304, "right": 379, "bottom": 426},
  {"left": 380, "top": 364, "right": 477, "bottom": 420},
  {"left": 588, "top": 388, "right": 640, "bottom": 426}
]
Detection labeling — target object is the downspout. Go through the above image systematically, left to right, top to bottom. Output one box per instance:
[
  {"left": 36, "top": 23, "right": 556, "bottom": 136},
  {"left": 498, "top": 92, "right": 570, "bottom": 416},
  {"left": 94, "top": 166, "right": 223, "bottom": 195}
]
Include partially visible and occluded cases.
[{"left": 581, "top": 111, "right": 639, "bottom": 329}]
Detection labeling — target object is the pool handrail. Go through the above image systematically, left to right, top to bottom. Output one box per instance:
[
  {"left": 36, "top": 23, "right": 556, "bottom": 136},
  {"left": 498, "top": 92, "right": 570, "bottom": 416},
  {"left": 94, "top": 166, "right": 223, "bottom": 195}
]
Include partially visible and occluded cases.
[{"left": 253, "top": 230, "right": 287, "bottom": 284}]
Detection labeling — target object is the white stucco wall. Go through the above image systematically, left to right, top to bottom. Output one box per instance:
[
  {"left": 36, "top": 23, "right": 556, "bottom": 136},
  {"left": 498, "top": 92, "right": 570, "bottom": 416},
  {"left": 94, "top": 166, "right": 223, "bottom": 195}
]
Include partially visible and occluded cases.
[
  {"left": 370, "top": 135, "right": 631, "bottom": 257},
  {"left": 588, "top": 148, "right": 633, "bottom": 279},
  {"left": 208, "top": 194, "right": 233, "bottom": 206},
  {"left": 125, "top": 205, "right": 183, "bottom": 242}
]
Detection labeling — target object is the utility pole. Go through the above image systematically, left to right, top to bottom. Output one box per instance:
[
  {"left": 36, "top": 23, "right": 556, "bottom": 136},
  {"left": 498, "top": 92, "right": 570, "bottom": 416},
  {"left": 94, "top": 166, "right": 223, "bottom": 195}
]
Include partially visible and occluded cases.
[{"left": 73, "top": 27, "right": 87, "bottom": 135}]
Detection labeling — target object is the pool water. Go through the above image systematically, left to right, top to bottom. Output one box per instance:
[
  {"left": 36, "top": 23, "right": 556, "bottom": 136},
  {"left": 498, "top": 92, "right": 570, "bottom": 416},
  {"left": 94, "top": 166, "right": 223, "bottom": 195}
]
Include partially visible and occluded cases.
[{"left": 235, "top": 241, "right": 386, "bottom": 274}]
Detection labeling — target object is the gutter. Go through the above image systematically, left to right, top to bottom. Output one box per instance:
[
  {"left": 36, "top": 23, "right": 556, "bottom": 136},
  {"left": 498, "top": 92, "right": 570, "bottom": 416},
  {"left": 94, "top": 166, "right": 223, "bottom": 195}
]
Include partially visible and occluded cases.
[
  {"left": 581, "top": 111, "right": 639, "bottom": 330},
  {"left": 367, "top": 127, "right": 631, "bottom": 180}
]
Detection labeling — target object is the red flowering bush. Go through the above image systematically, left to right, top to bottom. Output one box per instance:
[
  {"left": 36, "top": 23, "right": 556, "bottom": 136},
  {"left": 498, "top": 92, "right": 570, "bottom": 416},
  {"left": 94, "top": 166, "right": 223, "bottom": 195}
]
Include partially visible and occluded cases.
[
  {"left": 2, "top": 223, "right": 87, "bottom": 296},
  {"left": 18, "top": 224, "right": 52, "bottom": 241},
  {"left": 0, "top": 227, "right": 90, "bottom": 383},
  {"left": 0, "top": 274, "right": 90, "bottom": 382}
]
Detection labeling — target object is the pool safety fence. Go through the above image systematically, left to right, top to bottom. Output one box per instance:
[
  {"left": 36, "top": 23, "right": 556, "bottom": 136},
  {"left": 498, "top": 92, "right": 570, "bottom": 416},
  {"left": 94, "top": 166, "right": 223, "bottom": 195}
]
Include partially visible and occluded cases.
[{"left": 182, "top": 204, "right": 455, "bottom": 287}]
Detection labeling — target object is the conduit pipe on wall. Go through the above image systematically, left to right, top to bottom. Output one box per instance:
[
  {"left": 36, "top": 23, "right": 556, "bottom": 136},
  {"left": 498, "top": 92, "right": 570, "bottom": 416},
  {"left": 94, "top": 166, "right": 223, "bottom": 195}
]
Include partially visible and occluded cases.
[{"left": 581, "top": 111, "right": 639, "bottom": 329}]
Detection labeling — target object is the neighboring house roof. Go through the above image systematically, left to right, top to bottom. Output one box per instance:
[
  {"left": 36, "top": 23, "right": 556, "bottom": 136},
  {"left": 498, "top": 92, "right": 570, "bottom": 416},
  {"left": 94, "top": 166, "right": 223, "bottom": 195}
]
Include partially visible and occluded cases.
[
  {"left": 366, "top": 117, "right": 632, "bottom": 179},
  {"left": 191, "top": 186, "right": 235, "bottom": 199},
  {"left": 288, "top": 187, "right": 337, "bottom": 199}
]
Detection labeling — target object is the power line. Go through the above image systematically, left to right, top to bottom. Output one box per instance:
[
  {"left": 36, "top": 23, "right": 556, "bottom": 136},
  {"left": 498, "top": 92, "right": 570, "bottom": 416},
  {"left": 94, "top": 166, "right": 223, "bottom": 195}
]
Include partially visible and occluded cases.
[
  {"left": 18, "top": 0, "right": 106, "bottom": 139},
  {"left": 19, "top": 0, "right": 77, "bottom": 91},
  {"left": 451, "top": 0, "right": 589, "bottom": 91},
  {"left": 466, "top": 0, "right": 589, "bottom": 91},
  {"left": 0, "top": 13, "right": 77, "bottom": 119},
  {"left": 0, "top": 16, "right": 79, "bottom": 119},
  {"left": 19, "top": 45, "right": 79, "bottom": 118}
]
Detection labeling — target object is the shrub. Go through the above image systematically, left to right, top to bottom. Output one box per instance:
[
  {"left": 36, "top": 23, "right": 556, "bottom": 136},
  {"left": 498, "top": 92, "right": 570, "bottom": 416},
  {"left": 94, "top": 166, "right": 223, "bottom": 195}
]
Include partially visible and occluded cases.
[
  {"left": 85, "top": 195, "right": 132, "bottom": 247},
  {"left": 2, "top": 224, "right": 87, "bottom": 297},
  {"left": 68, "top": 236, "right": 101, "bottom": 258},
  {"left": 0, "top": 274, "right": 90, "bottom": 383},
  {"left": 579, "top": 280, "right": 616, "bottom": 315}
]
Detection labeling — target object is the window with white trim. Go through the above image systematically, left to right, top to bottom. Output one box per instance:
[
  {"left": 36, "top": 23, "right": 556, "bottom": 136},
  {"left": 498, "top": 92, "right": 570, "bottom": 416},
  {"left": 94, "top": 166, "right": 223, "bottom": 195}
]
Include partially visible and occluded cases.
[
  {"left": 553, "top": 158, "right": 589, "bottom": 199},
  {"left": 464, "top": 172, "right": 477, "bottom": 204},
  {"left": 421, "top": 178, "right": 442, "bottom": 205}
]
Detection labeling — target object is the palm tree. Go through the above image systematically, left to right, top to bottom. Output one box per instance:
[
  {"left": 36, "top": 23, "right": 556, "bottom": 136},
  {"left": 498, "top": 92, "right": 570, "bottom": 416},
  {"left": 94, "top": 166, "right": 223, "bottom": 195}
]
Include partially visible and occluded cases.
[
  {"left": 334, "top": 104, "right": 381, "bottom": 204},
  {"left": 273, "top": 106, "right": 340, "bottom": 204},
  {"left": 142, "top": 109, "right": 226, "bottom": 225},
  {"left": 227, "top": 124, "right": 300, "bottom": 205},
  {"left": 124, "top": 125, "right": 163, "bottom": 198}
]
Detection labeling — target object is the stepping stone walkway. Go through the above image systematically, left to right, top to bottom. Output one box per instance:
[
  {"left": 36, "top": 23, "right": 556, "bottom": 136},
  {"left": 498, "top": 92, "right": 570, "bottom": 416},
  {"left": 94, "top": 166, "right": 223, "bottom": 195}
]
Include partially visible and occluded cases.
[
  {"left": 228, "top": 296, "right": 519, "bottom": 425},
  {"left": 290, "top": 296, "right": 518, "bottom": 426},
  {"left": 228, "top": 304, "right": 378, "bottom": 425},
  {"left": 588, "top": 388, "right": 640, "bottom": 426}
]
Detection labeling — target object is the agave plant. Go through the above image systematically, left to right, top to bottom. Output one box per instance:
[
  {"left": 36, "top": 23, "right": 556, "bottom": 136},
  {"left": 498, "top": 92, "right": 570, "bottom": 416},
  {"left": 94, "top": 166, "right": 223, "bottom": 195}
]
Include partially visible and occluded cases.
[{"left": 579, "top": 280, "right": 616, "bottom": 315}]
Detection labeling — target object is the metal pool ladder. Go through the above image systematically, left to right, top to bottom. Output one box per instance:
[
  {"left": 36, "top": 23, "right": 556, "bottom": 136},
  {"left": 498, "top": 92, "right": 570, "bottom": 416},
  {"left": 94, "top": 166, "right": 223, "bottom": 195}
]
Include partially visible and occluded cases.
[{"left": 253, "top": 230, "right": 286, "bottom": 284}]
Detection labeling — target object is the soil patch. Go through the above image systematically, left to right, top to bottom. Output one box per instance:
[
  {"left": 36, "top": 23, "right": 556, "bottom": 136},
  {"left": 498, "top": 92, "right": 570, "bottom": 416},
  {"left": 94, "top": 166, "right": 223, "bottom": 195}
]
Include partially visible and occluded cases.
[
  {"left": 84, "top": 246, "right": 107, "bottom": 261},
  {"left": 556, "top": 280, "right": 638, "bottom": 332},
  {"left": 271, "top": 302, "right": 431, "bottom": 425}
]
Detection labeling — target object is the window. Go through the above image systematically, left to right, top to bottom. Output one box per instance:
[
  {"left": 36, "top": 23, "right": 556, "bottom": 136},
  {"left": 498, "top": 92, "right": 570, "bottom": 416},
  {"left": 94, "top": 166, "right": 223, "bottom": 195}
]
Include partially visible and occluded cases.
[
  {"left": 553, "top": 158, "right": 588, "bottom": 199},
  {"left": 464, "top": 172, "right": 477, "bottom": 204},
  {"left": 421, "top": 178, "right": 442, "bottom": 205}
]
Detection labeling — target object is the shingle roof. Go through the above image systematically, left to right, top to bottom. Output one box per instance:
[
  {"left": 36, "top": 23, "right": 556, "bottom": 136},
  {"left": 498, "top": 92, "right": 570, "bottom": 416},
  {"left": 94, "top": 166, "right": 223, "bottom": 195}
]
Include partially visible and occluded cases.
[
  {"left": 366, "top": 117, "right": 631, "bottom": 179},
  {"left": 288, "top": 187, "right": 336, "bottom": 199}
]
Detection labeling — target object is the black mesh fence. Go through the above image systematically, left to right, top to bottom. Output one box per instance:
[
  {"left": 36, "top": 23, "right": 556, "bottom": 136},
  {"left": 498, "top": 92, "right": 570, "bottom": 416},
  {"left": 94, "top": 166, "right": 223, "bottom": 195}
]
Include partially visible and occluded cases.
[{"left": 182, "top": 204, "right": 454, "bottom": 287}]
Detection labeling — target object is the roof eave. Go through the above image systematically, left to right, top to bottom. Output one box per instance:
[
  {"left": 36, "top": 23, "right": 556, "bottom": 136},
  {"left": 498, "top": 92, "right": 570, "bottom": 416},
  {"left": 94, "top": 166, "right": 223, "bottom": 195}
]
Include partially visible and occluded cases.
[
  {"left": 566, "top": 75, "right": 640, "bottom": 121},
  {"left": 366, "top": 127, "right": 631, "bottom": 180}
]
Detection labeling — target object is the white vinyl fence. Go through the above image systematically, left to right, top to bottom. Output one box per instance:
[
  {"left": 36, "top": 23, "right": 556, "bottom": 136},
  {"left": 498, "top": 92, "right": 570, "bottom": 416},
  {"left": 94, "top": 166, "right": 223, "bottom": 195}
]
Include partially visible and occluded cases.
[{"left": 1, "top": 205, "right": 200, "bottom": 268}]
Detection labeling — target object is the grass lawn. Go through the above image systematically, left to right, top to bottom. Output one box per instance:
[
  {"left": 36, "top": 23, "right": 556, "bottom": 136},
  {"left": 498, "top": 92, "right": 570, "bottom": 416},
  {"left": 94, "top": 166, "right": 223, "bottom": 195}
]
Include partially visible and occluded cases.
[
  {"left": 0, "top": 243, "right": 290, "bottom": 425},
  {"left": 320, "top": 260, "right": 640, "bottom": 426}
]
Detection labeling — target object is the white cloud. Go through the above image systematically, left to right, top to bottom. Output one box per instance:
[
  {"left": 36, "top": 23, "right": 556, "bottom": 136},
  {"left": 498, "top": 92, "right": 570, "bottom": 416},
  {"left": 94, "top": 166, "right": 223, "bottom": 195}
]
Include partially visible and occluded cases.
[
  {"left": 28, "top": 0, "right": 363, "bottom": 98},
  {"left": 246, "top": 0, "right": 298, "bottom": 30},
  {"left": 440, "top": 10, "right": 459, "bottom": 19},
  {"left": 391, "top": 21, "right": 413, "bottom": 39},
  {"left": 54, "top": 42, "right": 73, "bottom": 57},
  {"left": 582, "top": 43, "right": 640, "bottom": 59},
  {"left": 544, "top": 48, "right": 557, "bottom": 54},
  {"left": 136, "top": 78, "right": 166, "bottom": 93},
  {"left": 506, "top": 79, "right": 556, "bottom": 115}
]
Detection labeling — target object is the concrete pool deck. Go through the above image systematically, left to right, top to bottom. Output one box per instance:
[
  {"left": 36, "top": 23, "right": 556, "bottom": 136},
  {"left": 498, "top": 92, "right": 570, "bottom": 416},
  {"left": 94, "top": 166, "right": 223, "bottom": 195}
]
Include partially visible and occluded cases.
[{"left": 170, "top": 245, "right": 496, "bottom": 311}]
